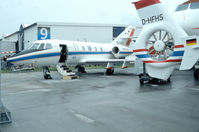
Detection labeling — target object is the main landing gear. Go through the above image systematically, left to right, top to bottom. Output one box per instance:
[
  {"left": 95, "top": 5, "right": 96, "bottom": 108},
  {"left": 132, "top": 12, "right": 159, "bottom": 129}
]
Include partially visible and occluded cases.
[
  {"left": 139, "top": 63, "right": 170, "bottom": 85},
  {"left": 43, "top": 66, "right": 52, "bottom": 79},
  {"left": 77, "top": 66, "right": 86, "bottom": 73},
  {"left": 106, "top": 68, "right": 114, "bottom": 75},
  {"left": 194, "top": 68, "right": 199, "bottom": 79}
]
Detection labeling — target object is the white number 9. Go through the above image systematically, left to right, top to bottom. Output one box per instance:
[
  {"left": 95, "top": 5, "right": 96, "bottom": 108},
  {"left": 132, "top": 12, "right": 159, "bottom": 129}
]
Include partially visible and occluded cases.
[{"left": 40, "top": 28, "right": 48, "bottom": 39}]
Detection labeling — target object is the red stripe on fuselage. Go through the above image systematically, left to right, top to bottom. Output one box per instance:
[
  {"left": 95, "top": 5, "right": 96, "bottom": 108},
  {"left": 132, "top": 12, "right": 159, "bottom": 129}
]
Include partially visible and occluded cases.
[
  {"left": 133, "top": 0, "right": 161, "bottom": 10},
  {"left": 193, "top": 27, "right": 199, "bottom": 30},
  {"left": 174, "top": 45, "right": 184, "bottom": 48},
  {"left": 133, "top": 49, "right": 148, "bottom": 53},
  {"left": 143, "top": 59, "right": 182, "bottom": 63}
]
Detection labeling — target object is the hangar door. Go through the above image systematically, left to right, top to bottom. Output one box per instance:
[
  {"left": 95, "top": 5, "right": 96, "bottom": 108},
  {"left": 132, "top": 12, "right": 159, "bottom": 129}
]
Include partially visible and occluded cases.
[{"left": 113, "top": 27, "right": 125, "bottom": 40}]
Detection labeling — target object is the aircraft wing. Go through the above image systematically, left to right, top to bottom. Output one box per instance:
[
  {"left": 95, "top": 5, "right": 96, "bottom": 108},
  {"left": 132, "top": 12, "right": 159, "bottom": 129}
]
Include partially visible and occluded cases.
[{"left": 79, "top": 58, "right": 135, "bottom": 64}]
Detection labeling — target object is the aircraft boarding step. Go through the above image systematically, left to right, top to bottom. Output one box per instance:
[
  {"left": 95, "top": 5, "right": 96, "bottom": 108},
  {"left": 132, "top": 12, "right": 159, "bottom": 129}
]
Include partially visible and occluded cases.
[{"left": 56, "top": 64, "right": 79, "bottom": 80}]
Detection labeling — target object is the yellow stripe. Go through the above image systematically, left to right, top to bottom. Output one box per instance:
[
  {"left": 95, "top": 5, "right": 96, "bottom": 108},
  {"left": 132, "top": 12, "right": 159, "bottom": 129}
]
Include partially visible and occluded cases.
[{"left": 186, "top": 43, "right": 197, "bottom": 46}]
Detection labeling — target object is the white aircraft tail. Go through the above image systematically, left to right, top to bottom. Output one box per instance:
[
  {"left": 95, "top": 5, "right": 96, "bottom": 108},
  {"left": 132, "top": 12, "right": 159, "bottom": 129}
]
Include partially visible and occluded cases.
[
  {"left": 133, "top": 0, "right": 188, "bottom": 80},
  {"left": 112, "top": 26, "right": 142, "bottom": 48},
  {"left": 180, "top": 36, "right": 199, "bottom": 70}
]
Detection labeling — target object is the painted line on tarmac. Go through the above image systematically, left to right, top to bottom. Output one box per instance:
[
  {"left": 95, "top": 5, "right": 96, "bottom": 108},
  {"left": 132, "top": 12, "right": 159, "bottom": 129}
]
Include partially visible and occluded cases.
[
  {"left": 191, "top": 88, "right": 199, "bottom": 91},
  {"left": 8, "top": 89, "right": 52, "bottom": 95},
  {"left": 69, "top": 109, "right": 95, "bottom": 124},
  {"left": 74, "top": 113, "right": 95, "bottom": 124}
]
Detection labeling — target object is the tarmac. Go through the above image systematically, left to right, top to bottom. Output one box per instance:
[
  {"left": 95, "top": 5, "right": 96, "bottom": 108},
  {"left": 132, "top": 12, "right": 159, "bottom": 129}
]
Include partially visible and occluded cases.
[{"left": 0, "top": 68, "right": 199, "bottom": 132}]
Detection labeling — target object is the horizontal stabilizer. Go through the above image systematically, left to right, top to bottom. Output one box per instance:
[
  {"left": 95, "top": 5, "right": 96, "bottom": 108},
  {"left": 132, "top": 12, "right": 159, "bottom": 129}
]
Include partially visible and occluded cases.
[
  {"left": 112, "top": 26, "right": 142, "bottom": 47},
  {"left": 80, "top": 58, "right": 135, "bottom": 64}
]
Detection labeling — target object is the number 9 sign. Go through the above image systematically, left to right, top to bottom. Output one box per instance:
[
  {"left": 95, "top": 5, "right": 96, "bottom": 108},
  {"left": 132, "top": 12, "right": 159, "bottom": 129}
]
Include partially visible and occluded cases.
[{"left": 38, "top": 27, "right": 50, "bottom": 40}]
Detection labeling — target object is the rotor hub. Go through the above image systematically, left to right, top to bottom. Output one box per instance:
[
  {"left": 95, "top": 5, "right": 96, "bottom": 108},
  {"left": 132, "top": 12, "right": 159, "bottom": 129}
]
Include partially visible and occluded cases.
[{"left": 154, "top": 40, "right": 165, "bottom": 52}]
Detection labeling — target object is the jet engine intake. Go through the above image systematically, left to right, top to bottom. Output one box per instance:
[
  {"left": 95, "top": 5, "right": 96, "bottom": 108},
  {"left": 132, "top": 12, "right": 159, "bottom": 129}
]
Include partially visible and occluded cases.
[{"left": 112, "top": 46, "right": 132, "bottom": 59}]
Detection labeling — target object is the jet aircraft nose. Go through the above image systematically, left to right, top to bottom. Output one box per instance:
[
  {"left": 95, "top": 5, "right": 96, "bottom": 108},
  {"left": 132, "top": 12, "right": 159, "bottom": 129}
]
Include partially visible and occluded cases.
[{"left": 6, "top": 49, "right": 40, "bottom": 64}]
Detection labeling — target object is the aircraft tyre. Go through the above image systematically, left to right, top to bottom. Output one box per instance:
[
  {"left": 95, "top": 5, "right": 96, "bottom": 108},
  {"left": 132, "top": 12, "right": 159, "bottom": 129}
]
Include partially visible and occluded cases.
[
  {"left": 43, "top": 66, "right": 52, "bottom": 80},
  {"left": 78, "top": 66, "right": 86, "bottom": 73},
  {"left": 106, "top": 69, "right": 114, "bottom": 75},
  {"left": 194, "top": 69, "right": 199, "bottom": 79},
  {"left": 44, "top": 74, "right": 52, "bottom": 80},
  {"left": 139, "top": 74, "right": 169, "bottom": 84},
  {"left": 139, "top": 74, "right": 149, "bottom": 84},
  {"left": 139, "top": 78, "right": 144, "bottom": 85}
]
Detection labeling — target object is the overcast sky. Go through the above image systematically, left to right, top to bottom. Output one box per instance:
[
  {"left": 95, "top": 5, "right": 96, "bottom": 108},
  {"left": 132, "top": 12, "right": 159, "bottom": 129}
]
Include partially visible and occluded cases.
[{"left": 0, "top": 0, "right": 186, "bottom": 37}]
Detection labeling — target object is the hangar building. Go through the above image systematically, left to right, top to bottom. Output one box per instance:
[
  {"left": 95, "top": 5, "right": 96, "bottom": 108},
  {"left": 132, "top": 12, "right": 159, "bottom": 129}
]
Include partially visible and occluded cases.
[{"left": 0, "top": 22, "right": 126, "bottom": 55}]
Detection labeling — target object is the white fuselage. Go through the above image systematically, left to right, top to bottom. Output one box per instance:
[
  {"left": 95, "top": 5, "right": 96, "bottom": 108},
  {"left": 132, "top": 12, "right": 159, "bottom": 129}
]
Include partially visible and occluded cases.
[
  {"left": 174, "top": 2, "right": 199, "bottom": 36},
  {"left": 7, "top": 40, "right": 133, "bottom": 67}
]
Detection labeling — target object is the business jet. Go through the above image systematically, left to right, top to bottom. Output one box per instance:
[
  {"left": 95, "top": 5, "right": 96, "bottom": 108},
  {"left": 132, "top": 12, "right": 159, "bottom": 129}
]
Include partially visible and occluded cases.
[
  {"left": 132, "top": 0, "right": 199, "bottom": 84},
  {"left": 7, "top": 26, "right": 138, "bottom": 79}
]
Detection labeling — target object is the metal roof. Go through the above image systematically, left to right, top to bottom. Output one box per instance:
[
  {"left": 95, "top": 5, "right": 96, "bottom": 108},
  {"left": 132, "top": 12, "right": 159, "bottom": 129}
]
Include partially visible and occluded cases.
[{"left": 0, "top": 22, "right": 127, "bottom": 40}]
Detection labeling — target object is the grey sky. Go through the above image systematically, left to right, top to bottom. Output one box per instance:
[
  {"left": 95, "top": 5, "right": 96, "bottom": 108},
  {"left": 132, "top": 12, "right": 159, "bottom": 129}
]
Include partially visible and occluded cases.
[{"left": 0, "top": 0, "right": 186, "bottom": 37}]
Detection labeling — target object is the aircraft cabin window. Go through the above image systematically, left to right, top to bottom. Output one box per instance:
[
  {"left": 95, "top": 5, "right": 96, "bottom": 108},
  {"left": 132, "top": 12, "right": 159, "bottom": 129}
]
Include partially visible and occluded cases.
[
  {"left": 190, "top": 2, "right": 199, "bottom": 9},
  {"left": 176, "top": 4, "right": 189, "bottom": 11},
  {"left": 30, "top": 43, "right": 39, "bottom": 49},
  {"left": 38, "top": 43, "right": 45, "bottom": 50},
  {"left": 46, "top": 43, "right": 53, "bottom": 49},
  {"left": 75, "top": 44, "right": 79, "bottom": 51},
  {"left": 82, "top": 46, "right": 85, "bottom": 51},
  {"left": 87, "top": 46, "right": 92, "bottom": 51},
  {"left": 94, "top": 47, "right": 97, "bottom": 51},
  {"left": 100, "top": 47, "right": 103, "bottom": 52}
]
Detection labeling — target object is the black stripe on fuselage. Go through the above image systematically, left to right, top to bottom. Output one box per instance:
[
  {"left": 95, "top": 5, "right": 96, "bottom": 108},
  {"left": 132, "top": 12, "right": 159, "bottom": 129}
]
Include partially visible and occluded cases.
[{"left": 9, "top": 49, "right": 45, "bottom": 58}]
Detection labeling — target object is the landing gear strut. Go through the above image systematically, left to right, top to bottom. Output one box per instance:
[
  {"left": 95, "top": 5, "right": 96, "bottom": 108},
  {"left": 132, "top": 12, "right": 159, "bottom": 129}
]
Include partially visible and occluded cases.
[
  {"left": 43, "top": 66, "right": 52, "bottom": 79},
  {"left": 106, "top": 68, "right": 114, "bottom": 75},
  {"left": 194, "top": 68, "right": 199, "bottom": 79}
]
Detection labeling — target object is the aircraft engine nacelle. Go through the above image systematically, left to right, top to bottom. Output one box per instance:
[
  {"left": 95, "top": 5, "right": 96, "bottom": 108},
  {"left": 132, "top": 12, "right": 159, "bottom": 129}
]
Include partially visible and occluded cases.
[{"left": 112, "top": 45, "right": 132, "bottom": 59}]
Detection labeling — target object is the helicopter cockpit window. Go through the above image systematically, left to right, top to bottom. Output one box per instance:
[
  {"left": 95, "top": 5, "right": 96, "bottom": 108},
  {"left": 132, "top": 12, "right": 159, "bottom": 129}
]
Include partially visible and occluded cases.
[
  {"left": 190, "top": 2, "right": 199, "bottom": 9},
  {"left": 176, "top": 4, "right": 189, "bottom": 11}
]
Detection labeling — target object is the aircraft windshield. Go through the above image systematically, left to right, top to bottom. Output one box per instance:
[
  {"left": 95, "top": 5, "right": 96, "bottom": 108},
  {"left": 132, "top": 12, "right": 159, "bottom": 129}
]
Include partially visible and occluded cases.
[
  {"left": 190, "top": 2, "right": 199, "bottom": 9},
  {"left": 176, "top": 4, "right": 189, "bottom": 11},
  {"left": 28, "top": 43, "right": 53, "bottom": 50},
  {"left": 29, "top": 43, "right": 39, "bottom": 49},
  {"left": 38, "top": 43, "right": 45, "bottom": 50},
  {"left": 46, "top": 43, "right": 53, "bottom": 49}
]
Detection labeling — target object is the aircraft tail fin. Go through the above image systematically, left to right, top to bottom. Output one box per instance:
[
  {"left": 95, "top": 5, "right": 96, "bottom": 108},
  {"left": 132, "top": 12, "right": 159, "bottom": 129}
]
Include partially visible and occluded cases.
[
  {"left": 132, "top": 0, "right": 188, "bottom": 80},
  {"left": 134, "top": 0, "right": 171, "bottom": 26},
  {"left": 112, "top": 26, "right": 142, "bottom": 48}
]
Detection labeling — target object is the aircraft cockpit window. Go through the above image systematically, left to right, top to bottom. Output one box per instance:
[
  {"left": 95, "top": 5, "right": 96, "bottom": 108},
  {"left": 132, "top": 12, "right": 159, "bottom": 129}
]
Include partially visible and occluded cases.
[
  {"left": 190, "top": 2, "right": 199, "bottom": 9},
  {"left": 176, "top": 4, "right": 189, "bottom": 11},
  {"left": 30, "top": 43, "right": 39, "bottom": 49},
  {"left": 38, "top": 43, "right": 45, "bottom": 50},
  {"left": 46, "top": 43, "right": 53, "bottom": 49},
  {"left": 87, "top": 46, "right": 92, "bottom": 51}
]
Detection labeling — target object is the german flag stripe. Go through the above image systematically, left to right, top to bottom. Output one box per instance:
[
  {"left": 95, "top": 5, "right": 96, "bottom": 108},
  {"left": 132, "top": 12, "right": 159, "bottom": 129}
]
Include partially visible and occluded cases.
[
  {"left": 186, "top": 39, "right": 197, "bottom": 46},
  {"left": 187, "top": 39, "right": 196, "bottom": 43}
]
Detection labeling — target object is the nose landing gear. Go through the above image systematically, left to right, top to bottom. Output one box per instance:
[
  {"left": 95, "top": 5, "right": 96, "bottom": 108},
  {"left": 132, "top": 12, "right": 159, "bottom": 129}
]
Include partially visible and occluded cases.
[{"left": 43, "top": 66, "right": 52, "bottom": 79}]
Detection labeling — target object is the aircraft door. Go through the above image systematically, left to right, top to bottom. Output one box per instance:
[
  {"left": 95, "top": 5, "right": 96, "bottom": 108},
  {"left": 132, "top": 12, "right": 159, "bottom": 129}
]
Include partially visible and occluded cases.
[{"left": 59, "top": 44, "right": 68, "bottom": 63}]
